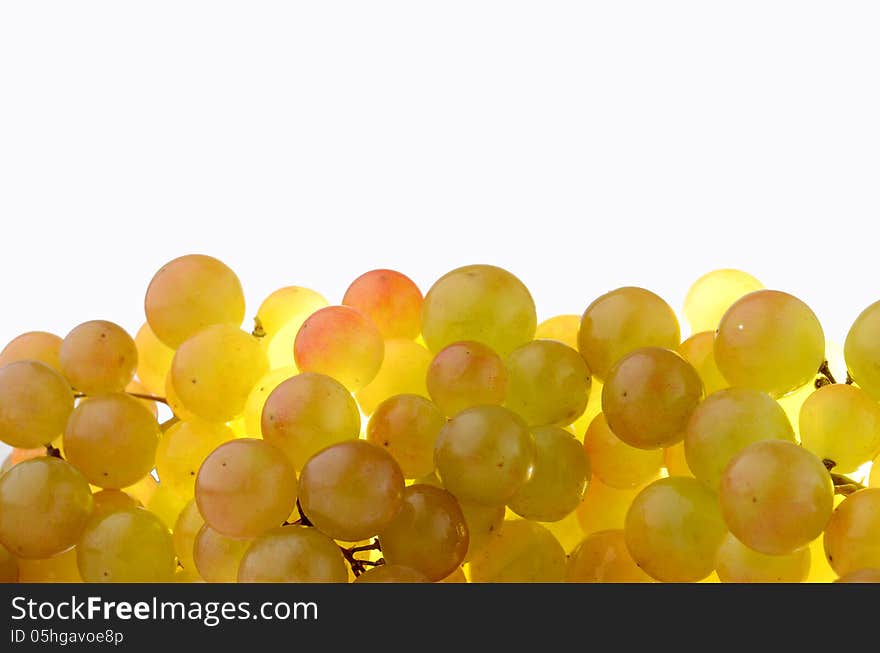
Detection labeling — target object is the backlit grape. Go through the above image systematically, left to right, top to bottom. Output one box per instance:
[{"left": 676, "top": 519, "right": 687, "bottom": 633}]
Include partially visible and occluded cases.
[
  {"left": 343, "top": 269, "right": 423, "bottom": 340},
  {"left": 683, "top": 269, "right": 763, "bottom": 333},
  {"left": 60, "top": 320, "right": 137, "bottom": 394},
  {"left": 0, "top": 331, "right": 63, "bottom": 371},
  {"left": 356, "top": 338, "right": 431, "bottom": 415},
  {"left": 426, "top": 341, "right": 507, "bottom": 416},
  {"left": 0, "top": 360, "right": 73, "bottom": 448},
  {"left": 366, "top": 394, "right": 445, "bottom": 479},
  {"left": 583, "top": 413, "right": 663, "bottom": 489},
  {"left": 156, "top": 420, "right": 235, "bottom": 498},
  {"left": 823, "top": 488, "right": 880, "bottom": 576},
  {"left": 468, "top": 519, "right": 565, "bottom": 582},
  {"left": 193, "top": 524, "right": 251, "bottom": 583},
  {"left": 238, "top": 525, "right": 348, "bottom": 583},
  {"left": 566, "top": 529, "right": 652, "bottom": 583},
  {"left": 715, "top": 532, "right": 809, "bottom": 583}
]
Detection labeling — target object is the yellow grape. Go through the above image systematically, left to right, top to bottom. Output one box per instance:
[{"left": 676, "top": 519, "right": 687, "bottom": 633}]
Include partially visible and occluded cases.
[
  {"left": 145, "top": 254, "right": 246, "bottom": 348},
  {"left": 421, "top": 264, "right": 537, "bottom": 357},
  {"left": 342, "top": 269, "right": 424, "bottom": 340},
  {"left": 683, "top": 269, "right": 763, "bottom": 333},
  {"left": 255, "top": 285, "right": 328, "bottom": 340},
  {"left": 578, "top": 287, "right": 680, "bottom": 381},
  {"left": 714, "top": 290, "right": 825, "bottom": 398},
  {"left": 844, "top": 300, "right": 880, "bottom": 400},
  {"left": 294, "top": 305, "right": 384, "bottom": 392},
  {"left": 534, "top": 314, "right": 580, "bottom": 350},
  {"left": 60, "top": 320, "right": 137, "bottom": 394},
  {"left": 133, "top": 322, "right": 175, "bottom": 396},
  {"left": 171, "top": 325, "right": 267, "bottom": 422},
  {"left": 0, "top": 330, "right": 63, "bottom": 371},
  {"left": 677, "top": 331, "right": 728, "bottom": 395},
  {"left": 356, "top": 338, "right": 432, "bottom": 415},
  {"left": 505, "top": 340, "right": 591, "bottom": 427},
  {"left": 426, "top": 341, "right": 508, "bottom": 417},
  {"left": 602, "top": 347, "right": 703, "bottom": 449},
  {"left": 0, "top": 360, "right": 73, "bottom": 448},
  {"left": 242, "top": 366, "right": 298, "bottom": 436},
  {"left": 165, "top": 372, "right": 197, "bottom": 421},
  {"left": 261, "top": 373, "right": 361, "bottom": 470},
  {"left": 568, "top": 378, "right": 604, "bottom": 443},
  {"left": 126, "top": 379, "right": 158, "bottom": 418},
  {"left": 777, "top": 381, "right": 815, "bottom": 439},
  {"left": 799, "top": 384, "right": 880, "bottom": 474},
  {"left": 684, "top": 387, "right": 795, "bottom": 491},
  {"left": 64, "top": 393, "right": 160, "bottom": 488},
  {"left": 366, "top": 394, "right": 445, "bottom": 479},
  {"left": 434, "top": 405, "right": 535, "bottom": 506},
  {"left": 584, "top": 413, "right": 663, "bottom": 489},
  {"left": 157, "top": 420, "right": 234, "bottom": 499},
  {"left": 507, "top": 426, "right": 589, "bottom": 522},
  {"left": 298, "top": 440, "right": 404, "bottom": 542},
  {"left": 720, "top": 440, "right": 833, "bottom": 555},
  {"left": 2, "top": 447, "right": 48, "bottom": 474},
  {"left": 872, "top": 456, "right": 880, "bottom": 488},
  {"left": 0, "top": 457, "right": 93, "bottom": 558},
  {"left": 123, "top": 473, "right": 159, "bottom": 507},
  {"left": 576, "top": 475, "right": 641, "bottom": 535},
  {"left": 624, "top": 477, "right": 727, "bottom": 582},
  {"left": 145, "top": 484, "right": 189, "bottom": 530},
  {"left": 379, "top": 484, "right": 469, "bottom": 581},
  {"left": 823, "top": 488, "right": 880, "bottom": 576},
  {"left": 92, "top": 489, "right": 140, "bottom": 516},
  {"left": 173, "top": 499, "right": 204, "bottom": 573},
  {"left": 455, "top": 500, "right": 504, "bottom": 562},
  {"left": 77, "top": 507, "right": 175, "bottom": 582},
  {"left": 542, "top": 510, "right": 586, "bottom": 554},
  {"left": 468, "top": 519, "right": 565, "bottom": 582},
  {"left": 193, "top": 524, "right": 252, "bottom": 583},
  {"left": 238, "top": 525, "right": 348, "bottom": 583},
  {"left": 566, "top": 529, "right": 652, "bottom": 583},
  {"left": 715, "top": 533, "right": 810, "bottom": 583},
  {"left": 806, "top": 535, "right": 838, "bottom": 583},
  {"left": 0, "top": 543, "right": 19, "bottom": 582},
  {"left": 18, "top": 548, "right": 82, "bottom": 583},
  {"left": 355, "top": 565, "right": 429, "bottom": 583},
  {"left": 835, "top": 568, "right": 880, "bottom": 583}
]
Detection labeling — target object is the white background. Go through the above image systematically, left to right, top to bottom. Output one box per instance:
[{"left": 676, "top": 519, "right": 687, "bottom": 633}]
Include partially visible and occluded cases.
[{"left": 0, "top": 3, "right": 877, "bottom": 371}]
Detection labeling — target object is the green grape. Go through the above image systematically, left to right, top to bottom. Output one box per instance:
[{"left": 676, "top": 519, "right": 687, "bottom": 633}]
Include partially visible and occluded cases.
[
  {"left": 145, "top": 254, "right": 246, "bottom": 348},
  {"left": 421, "top": 264, "right": 537, "bottom": 357},
  {"left": 342, "top": 269, "right": 424, "bottom": 340},
  {"left": 683, "top": 269, "right": 763, "bottom": 333},
  {"left": 255, "top": 285, "right": 328, "bottom": 340},
  {"left": 578, "top": 287, "right": 680, "bottom": 381},
  {"left": 714, "top": 290, "right": 825, "bottom": 397},
  {"left": 845, "top": 301, "right": 880, "bottom": 400},
  {"left": 294, "top": 306, "right": 384, "bottom": 392},
  {"left": 534, "top": 315, "right": 580, "bottom": 350},
  {"left": 60, "top": 320, "right": 137, "bottom": 394},
  {"left": 133, "top": 323, "right": 175, "bottom": 397},
  {"left": 171, "top": 325, "right": 267, "bottom": 422},
  {"left": 0, "top": 331, "right": 63, "bottom": 371},
  {"left": 677, "top": 331, "right": 729, "bottom": 395},
  {"left": 356, "top": 339, "right": 432, "bottom": 415},
  {"left": 505, "top": 340, "right": 591, "bottom": 427},
  {"left": 426, "top": 341, "right": 508, "bottom": 416},
  {"left": 602, "top": 347, "right": 703, "bottom": 449},
  {"left": 0, "top": 360, "right": 73, "bottom": 448},
  {"left": 242, "top": 366, "right": 298, "bottom": 436},
  {"left": 261, "top": 373, "right": 361, "bottom": 470},
  {"left": 799, "top": 384, "right": 880, "bottom": 474},
  {"left": 684, "top": 387, "right": 795, "bottom": 490},
  {"left": 64, "top": 393, "right": 160, "bottom": 488},
  {"left": 366, "top": 394, "right": 445, "bottom": 479},
  {"left": 434, "top": 405, "right": 535, "bottom": 506},
  {"left": 584, "top": 413, "right": 663, "bottom": 489},
  {"left": 156, "top": 420, "right": 235, "bottom": 498},
  {"left": 507, "top": 426, "right": 589, "bottom": 522},
  {"left": 195, "top": 439, "right": 298, "bottom": 538},
  {"left": 298, "top": 440, "right": 404, "bottom": 541},
  {"left": 720, "top": 440, "right": 833, "bottom": 555},
  {"left": 663, "top": 442, "right": 693, "bottom": 477},
  {"left": 0, "top": 457, "right": 93, "bottom": 558},
  {"left": 576, "top": 475, "right": 642, "bottom": 535},
  {"left": 624, "top": 477, "right": 726, "bottom": 582},
  {"left": 379, "top": 484, "right": 469, "bottom": 581},
  {"left": 823, "top": 488, "right": 880, "bottom": 576},
  {"left": 92, "top": 489, "right": 140, "bottom": 516},
  {"left": 173, "top": 500, "right": 204, "bottom": 573},
  {"left": 77, "top": 507, "right": 175, "bottom": 582},
  {"left": 468, "top": 519, "right": 565, "bottom": 582},
  {"left": 193, "top": 524, "right": 252, "bottom": 583},
  {"left": 238, "top": 525, "right": 348, "bottom": 583},
  {"left": 566, "top": 530, "right": 652, "bottom": 583},
  {"left": 715, "top": 533, "right": 809, "bottom": 583},
  {"left": 0, "top": 542, "right": 19, "bottom": 582},
  {"left": 18, "top": 548, "right": 82, "bottom": 583},
  {"left": 354, "top": 565, "right": 429, "bottom": 583},
  {"left": 835, "top": 568, "right": 880, "bottom": 583}
]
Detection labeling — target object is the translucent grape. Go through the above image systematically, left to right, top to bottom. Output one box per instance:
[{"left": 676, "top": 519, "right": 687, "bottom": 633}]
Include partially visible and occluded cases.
[
  {"left": 145, "top": 254, "right": 245, "bottom": 348},
  {"left": 421, "top": 264, "right": 537, "bottom": 357},
  {"left": 342, "top": 269, "right": 424, "bottom": 340},
  {"left": 683, "top": 269, "right": 763, "bottom": 333},
  {"left": 255, "top": 285, "right": 328, "bottom": 340},
  {"left": 578, "top": 287, "right": 680, "bottom": 381},
  {"left": 714, "top": 290, "right": 825, "bottom": 397},
  {"left": 844, "top": 301, "right": 880, "bottom": 400},
  {"left": 294, "top": 305, "right": 384, "bottom": 391},
  {"left": 534, "top": 315, "right": 580, "bottom": 350},
  {"left": 59, "top": 320, "right": 137, "bottom": 394},
  {"left": 133, "top": 322, "right": 175, "bottom": 396},
  {"left": 171, "top": 325, "right": 268, "bottom": 422},
  {"left": 0, "top": 331, "right": 63, "bottom": 371},
  {"left": 677, "top": 331, "right": 728, "bottom": 396},
  {"left": 356, "top": 339, "right": 431, "bottom": 415},
  {"left": 505, "top": 340, "right": 591, "bottom": 427},
  {"left": 426, "top": 341, "right": 508, "bottom": 417},
  {"left": 602, "top": 347, "right": 703, "bottom": 449},
  {"left": 0, "top": 360, "right": 74, "bottom": 448},
  {"left": 242, "top": 366, "right": 298, "bottom": 436},
  {"left": 165, "top": 372, "right": 197, "bottom": 421},
  {"left": 261, "top": 373, "right": 361, "bottom": 470},
  {"left": 126, "top": 379, "right": 158, "bottom": 418},
  {"left": 799, "top": 384, "right": 880, "bottom": 474},
  {"left": 684, "top": 387, "right": 795, "bottom": 490},
  {"left": 64, "top": 393, "right": 160, "bottom": 488},
  {"left": 366, "top": 394, "right": 445, "bottom": 479},
  {"left": 434, "top": 405, "right": 535, "bottom": 506},
  {"left": 584, "top": 413, "right": 663, "bottom": 489},
  {"left": 157, "top": 420, "right": 235, "bottom": 498},
  {"left": 507, "top": 426, "right": 589, "bottom": 522},
  {"left": 195, "top": 439, "right": 298, "bottom": 538},
  {"left": 298, "top": 440, "right": 404, "bottom": 541},
  {"left": 720, "top": 440, "right": 833, "bottom": 555},
  {"left": 872, "top": 456, "right": 880, "bottom": 488},
  {"left": 0, "top": 457, "right": 93, "bottom": 558},
  {"left": 123, "top": 473, "right": 159, "bottom": 507},
  {"left": 576, "top": 475, "right": 642, "bottom": 535},
  {"left": 624, "top": 477, "right": 726, "bottom": 582},
  {"left": 145, "top": 483, "right": 189, "bottom": 530},
  {"left": 823, "top": 488, "right": 880, "bottom": 576},
  {"left": 92, "top": 489, "right": 140, "bottom": 516},
  {"left": 173, "top": 500, "right": 204, "bottom": 573},
  {"left": 460, "top": 501, "right": 505, "bottom": 562},
  {"left": 77, "top": 507, "right": 175, "bottom": 582},
  {"left": 468, "top": 519, "right": 565, "bottom": 582},
  {"left": 193, "top": 524, "right": 252, "bottom": 582},
  {"left": 238, "top": 526, "right": 348, "bottom": 583},
  {"left": 566, "top": 530, "right": 652, "bottom": 583},
  {"left": 715, "top": 533, "right": 810, "bottom": 583},
  {"left": 807, "top": 534, "right": 838, "bottom": 583},
  {"left": 0, "top": 543, "right": 19, "bottom": 582},
  {"left": 18, "top": 548, "right": 82, "bottom": 583},
  {"left": 354, "top": 565, "right": 429, "bottom": 583},
  {"left": 835, "top": 568, "right": 880, "bottom": 583}
]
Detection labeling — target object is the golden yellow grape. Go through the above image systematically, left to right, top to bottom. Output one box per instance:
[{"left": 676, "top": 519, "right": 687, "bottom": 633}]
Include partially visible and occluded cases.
[
  {"left": 342, "top": 269, "right": 424, "bottom": 340},
  {"left": 683, "top": 269, "right": 763, "bottom": 333},
  {"left": 255, "top": 285, "right": 328, "bottom": 340},
  {"left": 844, "top": 300, "right": 880, "bottom": 400},
  {"left": 534, "top": 315, "right": 580, "bottom": 350},
  {"left": 60, "top": 320, "right": 137, "bottom": 394},
  {"left": 133, "top": 322, "right": 175, "bottom": 396},
  {"left": 0, "top": 331, "right": 63, "bottom": 371},
  {"left": 677, "top": 331, "right": 729, "bottom": 396},
  {"left": 356, "top": 338, "right": 431, "bottom": 415},
  {"left": 426, "top": 341, "right": 507, "bottom": 417},
  {"left": 0, "top": 360, "right": 73, "bottom": 449},
  {"left": 242, "top": 366, "right": 298, "bottom": 436},
  {"left": 366, "top": 394, "right": 445, "bottom": 479},
  {"left": 584, "top": 413, "right": 663, "bottom": 489},
  {"left": 156, "top": 420, "right": 235, "bottom": 499},
  {"left": 576, "top": 475, "right": 641, "bottom": 536},
  {"left": 823, "top": 488, "right": 880, "bottom": 577},
  {"left": 173, "top": 499, "right": 204, "bottom": 574},
  {"left": 468, "top": 519, "right": 565, "bottom": 582},
  {"left": 193, "top": 524, "right": 252, "bottom": 583},
  {"left": 238, "top": 526, "right": 348, "bottom": 583},
  {"left": 566, "top": 529, "right": 652, "bottom": 583},
  {"left": 715, "top": 532, "right": 810, "bottom": 583},
  {"left": 0, "top": 543, "right": 19, "bottom": 582},
  {"left": 18, "top": 548, "right": 82, "bottom": 583},
  {"left": 355, "top": 565, "right": 429, "bottom": 583},
  {"left": 835, "top": 568, "right": 880, "bottom": 583}
]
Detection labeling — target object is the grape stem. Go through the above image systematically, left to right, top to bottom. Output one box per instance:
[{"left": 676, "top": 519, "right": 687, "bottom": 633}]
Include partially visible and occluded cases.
[
  {"left": 251, "top": 317, "right": 266, "bottom": 339},
  {"left": 815, "top": 361, "right": 836, "bottom": 389},
  {"left": 73, "top": 390, "right": 170, "bottom": 406},
  {"left": 44, "top": 443, "right": 63, "bottom": 459},
  {"left": 823, "top": 459, "right": 866, "bottom": 496},
  {"left": 340, "top": 540, "right": 383, "bottom": 577}
]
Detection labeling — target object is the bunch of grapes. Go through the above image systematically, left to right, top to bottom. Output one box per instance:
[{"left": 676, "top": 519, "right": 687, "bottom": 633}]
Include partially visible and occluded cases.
[{"left": 2, "top": 257, "right": 880, "bottom": 584}]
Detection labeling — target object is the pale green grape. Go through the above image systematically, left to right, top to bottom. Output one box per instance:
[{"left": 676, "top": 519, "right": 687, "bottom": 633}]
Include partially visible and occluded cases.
[
  {"left": 342, "top": 269, "right": 424, "bottom": 340},
  {"left": 683, "top": 269, "right": 763, "bottom": 333},
  {"left": 255, "top": 285, "right": 328, "bottom": 340},
  {"left": 845, "top": 301, "right": 880, "bottom": 400},
  {"left": 534, "top": 315, "right": 580, "bottom": 350},
  {"left": 60, "top": 320, "right": 137, "bottom": 394},
  {"left": 133, "top": 322, "right": 175, "bottom": 396},
  {"left": 0, "top": 331, "right": 63, "bottom": 371},
  {"left": 677, "top": 331, "right": 728, "bottom": 396},
  {"left": 356, "top": 339, "right": 431, "bottom": 415},
  {"left": 426, "top": 341, "right": 507, "bottom": 417},
  {"left": 0, "top": 360, "right": 73, "bottom": 448},
  {"left": 366, "top": 394, "right": 445, "bottom": 479},
  {"left": 584, "top": 413, "right": 663, "bottom": 489},
  {"left": 156, "top": 420, "right": 235, "bottom": 498},
  {"left": 823, "top": 488, "right": 880, "bottom": 576},
  {"left": 173, "top": 499, "right": 204, "bottom": 573},
  {"left": 467, "top": 519, "right": 565, "bottom": 582},
  {"left": 193, "top": 524, "right": 251, "bottom": 583},
  {"left": 238, "top": 525, "right": 348, "bottom": 583},
  {"left": 566, "top": 530, "right": 652, "bottom": 583},
  {"left": 715, "top": 533, "right": 809, "bottom": 583},
  {"left": 354, "top": 565, "right": 429, "bottom": 583}
]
